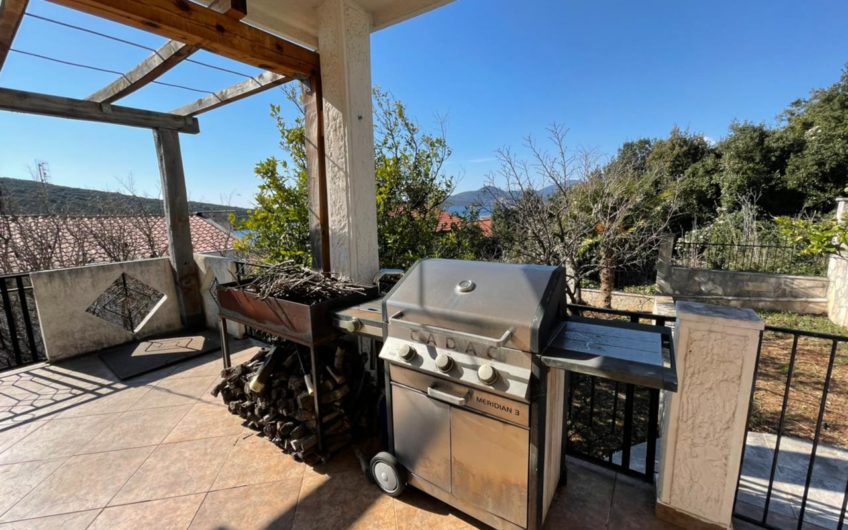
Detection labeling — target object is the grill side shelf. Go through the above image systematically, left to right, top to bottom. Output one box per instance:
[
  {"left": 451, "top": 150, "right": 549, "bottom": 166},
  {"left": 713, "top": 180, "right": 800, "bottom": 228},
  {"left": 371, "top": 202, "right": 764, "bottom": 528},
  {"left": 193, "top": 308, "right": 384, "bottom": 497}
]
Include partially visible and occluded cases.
[{"left": 540, "top": 320, "right": 678, "bottom": 392}]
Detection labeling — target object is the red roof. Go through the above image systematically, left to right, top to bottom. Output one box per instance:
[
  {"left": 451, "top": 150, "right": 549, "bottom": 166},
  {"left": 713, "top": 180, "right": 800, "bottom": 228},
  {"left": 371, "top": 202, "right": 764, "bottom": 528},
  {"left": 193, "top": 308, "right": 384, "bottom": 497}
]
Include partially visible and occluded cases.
[
  {"left": 435, "top": 211, "right": 493, "bottom": 237},
  {"left": 0, "top": 215, "right": 234, "bottom": 274}
]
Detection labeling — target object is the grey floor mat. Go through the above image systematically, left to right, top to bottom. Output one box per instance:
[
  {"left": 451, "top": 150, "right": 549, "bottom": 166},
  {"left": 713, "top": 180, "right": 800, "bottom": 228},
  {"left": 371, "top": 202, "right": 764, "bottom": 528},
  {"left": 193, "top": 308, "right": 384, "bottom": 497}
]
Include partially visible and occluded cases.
[{"left": 98, "top": 331, "right": 219, "bottom": 380}]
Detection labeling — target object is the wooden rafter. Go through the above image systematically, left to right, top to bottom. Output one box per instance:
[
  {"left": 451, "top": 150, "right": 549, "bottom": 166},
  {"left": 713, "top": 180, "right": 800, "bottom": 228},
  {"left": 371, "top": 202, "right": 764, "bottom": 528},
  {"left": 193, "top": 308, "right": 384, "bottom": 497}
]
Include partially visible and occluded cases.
[
  {"left": 0, "top": 0, "right": 28, "bottom": 72},
  {"left": 46, "top": 0, "right": 319, "bottom": 79},
  {"left": 87, "top": 0, "right": 246, "bottom": 104},
  {"left": 88, "top": 40, "right": 195, "bottom": 103},
  {"left": 171, "top": 71, "right": 288, "bottom": 116},
  {"left": 0, "top": 87, "right": 199, "bottom": 133}
]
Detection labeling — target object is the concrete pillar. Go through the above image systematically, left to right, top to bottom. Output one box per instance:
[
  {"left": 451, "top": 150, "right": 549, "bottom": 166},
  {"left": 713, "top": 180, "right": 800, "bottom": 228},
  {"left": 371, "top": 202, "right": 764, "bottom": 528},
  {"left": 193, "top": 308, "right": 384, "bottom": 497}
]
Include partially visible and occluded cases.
[
  {"left": 315, "top": 0, "right": 380, "bottom": 284},
  {"left": 827, "top": 198, "right": 848, "bottom": 327},
  {"left": 655, "top": 235, "right": 675, "bottom": 295},
  {"left": 656, "top": 301, "right": 763, "bottom": 529}
]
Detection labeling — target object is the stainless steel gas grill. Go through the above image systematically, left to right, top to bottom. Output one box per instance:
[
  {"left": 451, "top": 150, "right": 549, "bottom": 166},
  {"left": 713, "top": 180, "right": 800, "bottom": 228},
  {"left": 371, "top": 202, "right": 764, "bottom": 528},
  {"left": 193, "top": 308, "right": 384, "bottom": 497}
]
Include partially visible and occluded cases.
[{"left": 369, "top": 259, "right": 568, "bottom": 530}]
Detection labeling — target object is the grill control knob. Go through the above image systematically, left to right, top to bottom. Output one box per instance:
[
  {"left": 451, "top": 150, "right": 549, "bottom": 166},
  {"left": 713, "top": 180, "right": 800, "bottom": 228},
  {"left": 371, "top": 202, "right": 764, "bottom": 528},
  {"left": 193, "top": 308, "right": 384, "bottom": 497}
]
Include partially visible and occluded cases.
[
  {"left": 397, "top": 344, "right": 416, "bottom": 361},
  {"left": 435, "top": 353, "right": 454, "bottom": 372},
  {"left": 477, "top": 364, "right": 499, "bottom": 385}
]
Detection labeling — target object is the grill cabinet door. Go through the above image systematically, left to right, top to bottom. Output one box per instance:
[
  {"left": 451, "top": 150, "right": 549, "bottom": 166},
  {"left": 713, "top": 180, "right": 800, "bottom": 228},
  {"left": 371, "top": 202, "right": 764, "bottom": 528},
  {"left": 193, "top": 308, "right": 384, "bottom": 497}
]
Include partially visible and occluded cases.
[
  {"left": 391, "top": 384, "right": 451, "bottom": 492},
  {"left": 450, "top": 408, "right": 529, "bottom": 527}
]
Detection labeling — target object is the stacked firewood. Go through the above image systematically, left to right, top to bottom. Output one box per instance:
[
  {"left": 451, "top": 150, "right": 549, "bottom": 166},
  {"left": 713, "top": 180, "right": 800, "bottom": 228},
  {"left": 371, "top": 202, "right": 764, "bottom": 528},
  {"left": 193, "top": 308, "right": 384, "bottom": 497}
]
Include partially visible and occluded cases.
[{"left": 211, "top": 344, "right": 354, "bottom": 463}]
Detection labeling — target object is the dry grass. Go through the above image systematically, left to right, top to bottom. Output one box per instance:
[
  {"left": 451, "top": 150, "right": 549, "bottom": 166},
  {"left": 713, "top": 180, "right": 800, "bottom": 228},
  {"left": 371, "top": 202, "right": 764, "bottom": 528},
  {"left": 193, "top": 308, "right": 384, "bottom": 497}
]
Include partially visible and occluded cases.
[{"left": 750, "top": 330, "right": 848, "bottom": 447}]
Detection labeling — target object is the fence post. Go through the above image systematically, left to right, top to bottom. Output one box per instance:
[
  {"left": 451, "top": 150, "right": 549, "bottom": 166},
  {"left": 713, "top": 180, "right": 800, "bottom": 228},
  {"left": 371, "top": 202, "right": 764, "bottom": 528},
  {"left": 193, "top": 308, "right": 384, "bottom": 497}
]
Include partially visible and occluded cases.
[
  {"left": 655, "top": 235, "right": 675, "bottom": 295},
  {"left": 656, "top": 301, "right": 763, "bottom": 529}
]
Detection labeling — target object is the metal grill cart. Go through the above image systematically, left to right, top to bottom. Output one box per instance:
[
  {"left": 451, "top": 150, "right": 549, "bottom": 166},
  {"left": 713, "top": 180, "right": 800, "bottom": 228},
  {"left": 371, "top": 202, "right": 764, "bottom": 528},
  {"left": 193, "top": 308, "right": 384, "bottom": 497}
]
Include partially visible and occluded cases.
[
  {"left": 352, "top": 259, "right": 676, "bottom": 530},
  {"left": 216, "top": 277, "right": 377, "bottom": 457}
]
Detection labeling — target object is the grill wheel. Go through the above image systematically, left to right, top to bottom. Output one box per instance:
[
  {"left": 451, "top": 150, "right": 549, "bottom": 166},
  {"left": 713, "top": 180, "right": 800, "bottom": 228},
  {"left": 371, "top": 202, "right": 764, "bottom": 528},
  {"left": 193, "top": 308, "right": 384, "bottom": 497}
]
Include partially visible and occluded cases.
[{"left": 370, "top": 451, "right": 407, "bottom": 497}]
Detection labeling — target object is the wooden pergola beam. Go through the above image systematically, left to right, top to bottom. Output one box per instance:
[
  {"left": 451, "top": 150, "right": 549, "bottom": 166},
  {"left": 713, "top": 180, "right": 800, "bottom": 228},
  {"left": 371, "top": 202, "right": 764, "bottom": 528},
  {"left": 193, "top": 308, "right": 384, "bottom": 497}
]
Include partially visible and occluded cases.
[
  {"left": 0, "top": 0, "right": 28, "bottom": 72},
  {"left": 46, "top": 0, "right": 319, "bottom": 79},
  {"left": 87, "top": 0, "right": 247, "bottom": 104},
  {"left": 88, "top": 40, "right": 196, "bottom": 103},
  {"left": 171, "top": 70, "right": 288, "bottom": 116},
  {"left": 0, "top": 87, "right": 200, "bottom": 133}
]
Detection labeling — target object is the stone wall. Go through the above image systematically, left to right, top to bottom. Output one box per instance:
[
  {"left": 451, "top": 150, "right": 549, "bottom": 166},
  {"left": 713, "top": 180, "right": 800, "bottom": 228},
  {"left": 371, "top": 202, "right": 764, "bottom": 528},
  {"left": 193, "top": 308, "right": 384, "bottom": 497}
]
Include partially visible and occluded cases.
[
  {"left": 30, "top": 258, "right": 183, "bottom": 362},
  {"left": 657, "top": 266, "right": 829, "bottom": 315}
]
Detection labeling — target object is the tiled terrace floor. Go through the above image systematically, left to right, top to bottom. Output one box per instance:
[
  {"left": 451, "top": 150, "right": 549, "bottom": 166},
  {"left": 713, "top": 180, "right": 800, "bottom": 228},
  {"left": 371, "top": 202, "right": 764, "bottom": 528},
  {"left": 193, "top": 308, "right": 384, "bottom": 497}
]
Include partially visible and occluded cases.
[{"left": 0, "top": 340, "right": 685, "bottom": 530}]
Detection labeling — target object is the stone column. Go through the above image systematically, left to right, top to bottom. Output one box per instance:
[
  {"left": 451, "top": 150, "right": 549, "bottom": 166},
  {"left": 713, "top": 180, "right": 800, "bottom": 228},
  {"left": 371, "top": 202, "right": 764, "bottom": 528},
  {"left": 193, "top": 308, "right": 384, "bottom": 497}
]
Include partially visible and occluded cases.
[
  {"left": 314, "top": 0, "right": 380, "bottom": 284},
  {"left": 827, "top": 197, "right": 848, "bottom": 326},
  {"left": 655, "top": 235, "right": 675, "bottom": 295},
  {"left": 656, "top": 301, "right": 763, "bottom": 529}
]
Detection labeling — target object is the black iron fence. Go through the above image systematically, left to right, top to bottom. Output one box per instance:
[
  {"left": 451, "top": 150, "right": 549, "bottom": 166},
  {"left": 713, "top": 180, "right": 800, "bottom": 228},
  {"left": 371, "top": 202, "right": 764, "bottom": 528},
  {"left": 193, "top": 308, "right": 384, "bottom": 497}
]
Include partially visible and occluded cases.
[
  {"left": 672, "top": 240, "right": 829, "bottom": 276},
  {"left": 0, "top": 273, "right": 45, "bottom": 370},
  {"left": 563, "top": 304, "right": 674, "bottom": 482},
  {"left": 734, "top": 326, "right": 848, "bottom": 530}
]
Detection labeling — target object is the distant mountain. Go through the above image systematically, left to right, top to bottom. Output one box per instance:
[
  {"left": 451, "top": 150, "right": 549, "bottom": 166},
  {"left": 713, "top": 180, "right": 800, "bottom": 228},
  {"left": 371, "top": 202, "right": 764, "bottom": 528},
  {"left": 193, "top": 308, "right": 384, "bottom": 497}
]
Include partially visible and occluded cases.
[
  {"left": 0, "top": 177, "right": 249, "bottom": 220},
  {"left": 444, "top": 184, "right": 568, "bottom": 216}
]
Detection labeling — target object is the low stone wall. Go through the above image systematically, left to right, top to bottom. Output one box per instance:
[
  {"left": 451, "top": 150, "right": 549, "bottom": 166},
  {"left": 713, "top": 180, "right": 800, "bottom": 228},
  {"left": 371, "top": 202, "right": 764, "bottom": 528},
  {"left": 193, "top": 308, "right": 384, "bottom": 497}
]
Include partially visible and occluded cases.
[
  {"left": 828, "top": 257, "right": 848, "bottom": 327},
  {"left": 30, "top": 258, "right": 183, "bottom": 362},
  {"left": 657, "top": 266, "right": 828, "bottom": 315},
  {"left": 580, "top": 289, "right": 656, "bottom": 313}
]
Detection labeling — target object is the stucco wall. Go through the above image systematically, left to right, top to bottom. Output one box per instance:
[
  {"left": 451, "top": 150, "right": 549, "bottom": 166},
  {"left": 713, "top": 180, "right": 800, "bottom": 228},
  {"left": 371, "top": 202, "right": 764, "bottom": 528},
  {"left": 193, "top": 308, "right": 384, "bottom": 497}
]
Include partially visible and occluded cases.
[
  {"left": 194, "top": 252, "right": 244, "bottom": 337},
  {"left": 828, "top": 257, "right": 848, "bottom": 327},
  {"left": 30, "top": 258, "right": 183, "bottom": 362},
  {"left": 657, "top": 266, "right": 829, "bottom": 315},
  {"left": 657, "top": 302, "right": 763, "bottom": 528}
]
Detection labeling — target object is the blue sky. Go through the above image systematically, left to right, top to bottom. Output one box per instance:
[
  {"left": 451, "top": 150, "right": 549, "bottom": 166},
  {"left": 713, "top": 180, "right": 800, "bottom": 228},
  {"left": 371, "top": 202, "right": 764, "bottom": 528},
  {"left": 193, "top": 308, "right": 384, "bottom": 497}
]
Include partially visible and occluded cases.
[{"left": 1, "top": 0, "right": 847, "bottom": 208}]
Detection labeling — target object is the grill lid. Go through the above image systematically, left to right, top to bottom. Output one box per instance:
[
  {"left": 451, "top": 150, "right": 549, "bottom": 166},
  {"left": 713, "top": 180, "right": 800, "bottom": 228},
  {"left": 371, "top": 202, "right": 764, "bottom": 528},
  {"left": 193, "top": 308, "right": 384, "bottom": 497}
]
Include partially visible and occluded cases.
[{"left": 383, "top": 259, "right": 565, "bottom": 353}]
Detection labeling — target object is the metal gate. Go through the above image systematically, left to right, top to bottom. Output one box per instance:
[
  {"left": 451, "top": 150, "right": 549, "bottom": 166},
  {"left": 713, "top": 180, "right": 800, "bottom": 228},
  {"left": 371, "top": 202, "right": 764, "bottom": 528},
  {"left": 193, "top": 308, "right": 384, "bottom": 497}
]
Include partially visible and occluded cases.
[
  {"left": 0, "top": 273, "right": 45, "bottom": 370},
  {"left": 734, "top": 325, "right": 848, "bottom": 530}
]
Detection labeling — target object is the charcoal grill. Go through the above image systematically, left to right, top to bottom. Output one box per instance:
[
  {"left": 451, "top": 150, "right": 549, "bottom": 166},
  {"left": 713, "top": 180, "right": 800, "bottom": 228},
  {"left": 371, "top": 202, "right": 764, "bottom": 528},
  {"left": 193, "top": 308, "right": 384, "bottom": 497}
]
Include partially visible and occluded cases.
[{"left": 369, "top": 259, "right": 567, "bottom": 530}]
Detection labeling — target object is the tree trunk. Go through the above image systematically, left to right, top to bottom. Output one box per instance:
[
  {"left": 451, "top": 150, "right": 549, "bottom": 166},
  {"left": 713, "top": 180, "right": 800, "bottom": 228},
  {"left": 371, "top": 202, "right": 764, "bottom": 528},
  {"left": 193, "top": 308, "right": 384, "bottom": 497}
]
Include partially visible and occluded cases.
[{"left": 599, "top": 248, "right": 615, "bottom": 309}]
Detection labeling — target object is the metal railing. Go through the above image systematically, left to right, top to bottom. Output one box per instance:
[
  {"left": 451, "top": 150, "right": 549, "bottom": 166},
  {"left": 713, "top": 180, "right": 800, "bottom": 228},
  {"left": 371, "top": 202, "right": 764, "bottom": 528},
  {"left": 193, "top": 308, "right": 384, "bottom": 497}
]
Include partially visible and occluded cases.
[
  {"left": 672, "top": 240, "right": 828, "bottom": 276},
  {"left": 0, "top": 273, "right": 45, "bottom": 370},
  {"left": 563, "top": 304, "right": 674, "bottom": 482},
  {"left": 734, "top": 325, "right": 848, "bottom": 530}
]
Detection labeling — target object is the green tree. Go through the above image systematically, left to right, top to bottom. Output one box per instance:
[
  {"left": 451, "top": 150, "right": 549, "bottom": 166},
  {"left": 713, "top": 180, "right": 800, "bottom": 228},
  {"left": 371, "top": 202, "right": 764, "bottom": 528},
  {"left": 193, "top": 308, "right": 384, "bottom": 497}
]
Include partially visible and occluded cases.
[
  {"left": 780, "top": 67, "right": 848, "bottom": 210},
  {"left": 234, "top": 86, "right": 488, "bottom": 269},
  {"left": 232, "top": 91, "right": 311, "bottom": 265},
  {"left": 715, "top": 121, "right": 798, "bottom": 215},
  {"left": 644, "top": 127, "right": 719, "bottom": 230}
]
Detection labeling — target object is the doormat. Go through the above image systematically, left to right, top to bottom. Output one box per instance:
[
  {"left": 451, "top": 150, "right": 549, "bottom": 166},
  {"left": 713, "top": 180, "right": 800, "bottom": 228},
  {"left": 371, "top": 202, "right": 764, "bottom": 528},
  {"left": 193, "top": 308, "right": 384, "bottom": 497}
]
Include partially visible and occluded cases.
[{"left": 99, "top": 331, "right": 219, "bottom": 380}]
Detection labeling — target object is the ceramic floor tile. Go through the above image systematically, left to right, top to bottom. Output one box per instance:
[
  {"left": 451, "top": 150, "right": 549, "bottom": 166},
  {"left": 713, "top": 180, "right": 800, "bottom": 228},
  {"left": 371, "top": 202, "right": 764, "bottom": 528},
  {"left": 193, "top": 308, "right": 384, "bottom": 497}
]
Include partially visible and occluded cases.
[
  {"left": 130, "top": 376, "right": 218, "bottom": 410},
  {"left": 57, "top": 386, "right": 151, "bottom": 419},
  {"left": 163, "top": 402, "right": 245, "bottom": 443},
  {"left": 80, "top": 405, "right": 192, "bottom": 454},
  {"left": 0, "top": 414, "right": 117, "bottom": 464},
  {"left": 0, "top": 420, "right": 46, "bottom": 454},
  {"left": 212, "top": 433, "right": 305, "bottom": 491},
  {"left": 110, "top": 435, "right": 237, "bottom": 505},
  {"left": 0, "top": 446, "right": 152, "bottom": 522},
  {"left": 0, "top": 459, "right": 65, "bottom": 516},
  {"left": 543, "top": 459, "right": 615, "bottom": 529},
  {"left": 292, "top": 469, "right": 397, "bottom": 530},
  {"left": 608, "top": 474, "right": 678, "bottom": 530},
  {"left": 189, "top": 478, "right": 302, "bottom": 530},
  {"left": 393, "top": 487, "right": 486, "bottom": 530},
  {"left": 89, "top": 493, "right": 205, "bottom": 530},
  {"left": 0, "top": 509, "right": 99, "bottom": 530}
]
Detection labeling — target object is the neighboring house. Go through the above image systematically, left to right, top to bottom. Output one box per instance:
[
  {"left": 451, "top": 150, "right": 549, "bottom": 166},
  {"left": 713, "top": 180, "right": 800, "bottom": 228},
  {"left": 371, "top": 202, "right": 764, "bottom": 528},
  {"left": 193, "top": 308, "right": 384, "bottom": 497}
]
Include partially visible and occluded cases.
[
  {"left": 435, "top": 210, "right": 493, "bottom": 236},
  {"left": 0, "top": 214, "right": 234, "bottom": 274}
]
